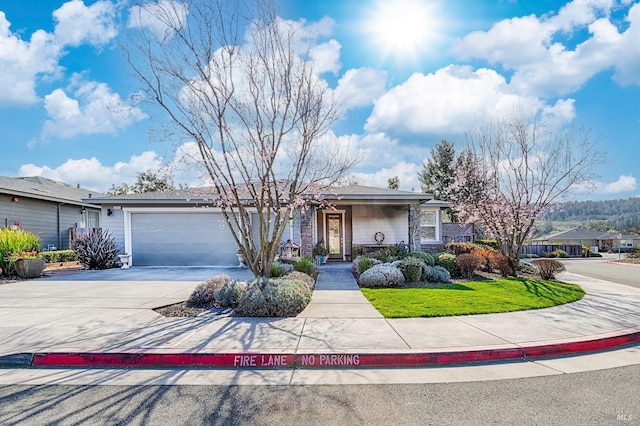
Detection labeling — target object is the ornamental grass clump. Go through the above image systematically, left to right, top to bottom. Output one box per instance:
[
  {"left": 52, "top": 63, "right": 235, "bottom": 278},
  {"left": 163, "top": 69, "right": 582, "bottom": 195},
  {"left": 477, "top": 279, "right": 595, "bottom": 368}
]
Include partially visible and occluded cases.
[
  {"left": 0, "top": 228, "right": 41, "bottom": 275},
  {"left": 70, "top": 229, "right": 119, "bottom": 270},
  {"left": 294, "top": 256, "right": 315, "bottom": 276}
]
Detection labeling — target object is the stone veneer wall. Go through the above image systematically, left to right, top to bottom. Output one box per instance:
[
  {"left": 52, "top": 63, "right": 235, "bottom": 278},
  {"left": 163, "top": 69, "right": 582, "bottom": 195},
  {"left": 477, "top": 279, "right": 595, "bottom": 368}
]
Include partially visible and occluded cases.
[
  {"left": 408, "top": 204, "right": 421, "bottom": 252},
  {"left": 299, "top": 209, "right": 314, "bottom": 256}
]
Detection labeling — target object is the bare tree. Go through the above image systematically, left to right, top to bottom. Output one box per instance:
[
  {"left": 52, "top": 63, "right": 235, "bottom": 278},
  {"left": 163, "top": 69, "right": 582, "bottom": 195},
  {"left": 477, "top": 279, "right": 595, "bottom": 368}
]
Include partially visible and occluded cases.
[
  {"left": 125, "top": 0, "right": 353, "bottom": 276},
  {"left": 450, "top": 112, "right": 602, "bottom": 274}
]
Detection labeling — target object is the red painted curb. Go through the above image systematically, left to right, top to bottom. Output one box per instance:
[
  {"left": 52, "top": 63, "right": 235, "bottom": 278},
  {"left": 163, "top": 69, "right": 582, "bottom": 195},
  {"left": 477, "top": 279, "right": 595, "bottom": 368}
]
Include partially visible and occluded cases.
[{"left": 27, "top": 326, "right": 640, "bottom": 369}]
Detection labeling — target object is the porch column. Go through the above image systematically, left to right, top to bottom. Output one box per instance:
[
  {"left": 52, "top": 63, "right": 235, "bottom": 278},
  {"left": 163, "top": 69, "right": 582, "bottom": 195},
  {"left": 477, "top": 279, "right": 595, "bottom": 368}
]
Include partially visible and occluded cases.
[
  {"left": 408, "top": 204, "right": 421, "bottom": 252},
  {"left": 300, "top": 209, "right": 314, "bottom": 257}
]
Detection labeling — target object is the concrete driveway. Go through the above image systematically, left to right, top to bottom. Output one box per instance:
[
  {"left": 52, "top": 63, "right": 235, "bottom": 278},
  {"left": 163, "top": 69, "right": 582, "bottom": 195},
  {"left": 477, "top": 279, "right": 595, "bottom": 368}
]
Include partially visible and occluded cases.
[{"left": 43, "top": 265, "right": 255, "bottom": 282}]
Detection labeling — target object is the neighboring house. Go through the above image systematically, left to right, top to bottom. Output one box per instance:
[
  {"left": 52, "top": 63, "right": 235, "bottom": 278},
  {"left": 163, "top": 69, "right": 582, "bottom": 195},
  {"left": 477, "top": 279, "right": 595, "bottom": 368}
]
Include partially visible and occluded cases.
[
  {"left": 0, "top": 176, "right": 102, "bottom": 250},
  {"left": 85, "top": 184, "right": 448, "bottom": 267},
  {"left": 532, "top": 227, "right": 640, "bottom": 252}
]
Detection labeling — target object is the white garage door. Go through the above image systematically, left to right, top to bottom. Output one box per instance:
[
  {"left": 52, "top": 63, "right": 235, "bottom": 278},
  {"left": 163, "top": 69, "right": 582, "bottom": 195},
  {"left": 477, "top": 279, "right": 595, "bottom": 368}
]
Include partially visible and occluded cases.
[{"left": 131, "top": 213, "right": 238, "bottom": 266}]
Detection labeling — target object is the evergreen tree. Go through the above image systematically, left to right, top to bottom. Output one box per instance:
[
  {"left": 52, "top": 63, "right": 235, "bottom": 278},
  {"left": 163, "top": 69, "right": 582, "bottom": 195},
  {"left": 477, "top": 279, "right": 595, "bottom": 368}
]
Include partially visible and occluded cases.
[{"left": 418, "top": 139, "right": 458, "bottom": 221}]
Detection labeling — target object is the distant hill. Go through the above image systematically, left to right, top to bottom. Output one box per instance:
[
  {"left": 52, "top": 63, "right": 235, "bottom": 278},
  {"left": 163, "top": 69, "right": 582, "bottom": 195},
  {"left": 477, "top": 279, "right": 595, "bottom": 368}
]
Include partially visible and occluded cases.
[{"left": 538, "top": 197, "right": 640, "bottom": 235}]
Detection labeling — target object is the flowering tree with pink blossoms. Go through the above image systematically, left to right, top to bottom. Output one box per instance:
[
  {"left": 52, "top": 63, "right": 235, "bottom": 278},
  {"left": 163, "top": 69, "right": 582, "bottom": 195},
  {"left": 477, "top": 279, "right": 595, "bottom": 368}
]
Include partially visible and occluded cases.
[
  {"left": 125, "top": 0, "right": 353, "bottom": 276},
  {"left": 450, "top": 113, "right": 602, "bottom": 275}
]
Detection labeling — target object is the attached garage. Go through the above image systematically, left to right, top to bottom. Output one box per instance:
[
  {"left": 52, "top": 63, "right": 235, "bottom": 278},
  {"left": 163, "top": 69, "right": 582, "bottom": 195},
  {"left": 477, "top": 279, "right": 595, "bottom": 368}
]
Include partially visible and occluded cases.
[{"left": 130, "top": 212, "right": 238, "bottom": 266}]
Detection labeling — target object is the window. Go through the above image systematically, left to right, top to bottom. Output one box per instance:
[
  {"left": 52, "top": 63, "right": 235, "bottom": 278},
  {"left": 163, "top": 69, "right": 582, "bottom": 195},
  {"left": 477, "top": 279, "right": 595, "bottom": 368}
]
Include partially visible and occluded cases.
[
  {"left": 420, "top": 209, "right": 437, "bottom": 241},
  {"left": 87, "top": 210, "right": 100, "bottom": 228}
]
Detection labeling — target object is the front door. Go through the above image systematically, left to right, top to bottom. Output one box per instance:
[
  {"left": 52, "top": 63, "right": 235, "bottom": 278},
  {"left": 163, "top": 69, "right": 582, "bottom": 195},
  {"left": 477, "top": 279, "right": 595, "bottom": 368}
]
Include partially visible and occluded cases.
[{"left": 326, "top": 213, "right": 343, "bottom": 260}]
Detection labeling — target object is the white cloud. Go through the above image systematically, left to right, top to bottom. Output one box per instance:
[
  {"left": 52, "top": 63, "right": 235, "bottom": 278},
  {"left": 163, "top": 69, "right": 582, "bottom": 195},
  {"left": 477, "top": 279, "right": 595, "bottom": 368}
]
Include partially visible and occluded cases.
[
  {"left": 53, "top": 0, "right": 117, "bottom": 47},
  {"left": 127, "top": 0, "right": 188, "bottom": 41},
  {"left": 448, "top": 0, "right": 640, "bottom": 96},
  {"left": 0, "top": 1, "right": 117, "bottom": 107},
  {"left": 0, "top": 13, "right": 62, "bottom": 106},
  {"left": 310, "top": 39, "right": 342, "bottom": 74},
  {"left": 365, "top": 65, "right": 542, "bottom": 135},
  {"left": 334, "top": 67, "right": 388, "bottom": 111},
  {"left": 42, "top": 75, "right": 147, "bottom": 139},
  {"left": 18, "top": 151, "right": 163, "bottom": 192},
  {"left": 348, "top": 161, "right": 422, "bottom": 192},
  {"left": 594, "top": 175, "right": 638, "bottom": 194}
]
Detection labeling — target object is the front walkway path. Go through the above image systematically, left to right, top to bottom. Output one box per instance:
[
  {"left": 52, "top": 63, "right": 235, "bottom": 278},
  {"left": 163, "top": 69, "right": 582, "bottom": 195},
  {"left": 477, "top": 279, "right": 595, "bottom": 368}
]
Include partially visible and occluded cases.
[{"left": 298, "top": 263, "right": 382, "bottom": 318}]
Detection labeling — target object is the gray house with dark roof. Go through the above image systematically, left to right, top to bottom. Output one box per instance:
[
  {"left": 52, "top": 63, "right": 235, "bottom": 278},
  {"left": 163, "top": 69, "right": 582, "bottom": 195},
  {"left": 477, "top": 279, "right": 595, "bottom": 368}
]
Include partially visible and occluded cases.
[
  {"left": 0, "top": 176, "right": 102, "bottom": 250},
  {"left": 86, "top": 184, "right": 447, "bottom": 267},
  {"left": 533, "top": 227, "right": 640, "bottom": 252}
]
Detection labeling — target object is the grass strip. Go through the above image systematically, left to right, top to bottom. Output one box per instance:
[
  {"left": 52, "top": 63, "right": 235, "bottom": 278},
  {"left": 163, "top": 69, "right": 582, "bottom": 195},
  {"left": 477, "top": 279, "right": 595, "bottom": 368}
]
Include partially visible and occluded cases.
[{"left": 360, "top": 278, "right": 585, "bottom": 318}]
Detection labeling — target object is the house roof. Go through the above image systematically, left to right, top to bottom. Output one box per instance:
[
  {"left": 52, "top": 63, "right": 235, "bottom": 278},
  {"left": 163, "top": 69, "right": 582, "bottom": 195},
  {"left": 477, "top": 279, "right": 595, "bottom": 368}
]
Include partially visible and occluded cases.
[
  {"left": 0, "top": 175, "right": 102, "bottom": 207},
  {"left": 85, "top": 183, "right": 441, "bottom": 206},
  {"left": 541, "top": 227, "right": 640, "bottom": 241}
]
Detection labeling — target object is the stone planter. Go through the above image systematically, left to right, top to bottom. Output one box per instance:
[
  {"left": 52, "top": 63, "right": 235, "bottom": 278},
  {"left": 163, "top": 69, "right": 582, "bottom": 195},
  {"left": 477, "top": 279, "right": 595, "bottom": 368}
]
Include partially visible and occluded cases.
[{"left": 15, "top": 258, "right": 46, "bottom": 278}]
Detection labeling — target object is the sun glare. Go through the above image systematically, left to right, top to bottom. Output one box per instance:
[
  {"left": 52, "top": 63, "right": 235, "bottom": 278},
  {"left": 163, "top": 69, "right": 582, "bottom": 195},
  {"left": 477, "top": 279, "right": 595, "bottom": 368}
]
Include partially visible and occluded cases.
[{"left": 361, "top": 0, "right": 443, "bottom": 63}]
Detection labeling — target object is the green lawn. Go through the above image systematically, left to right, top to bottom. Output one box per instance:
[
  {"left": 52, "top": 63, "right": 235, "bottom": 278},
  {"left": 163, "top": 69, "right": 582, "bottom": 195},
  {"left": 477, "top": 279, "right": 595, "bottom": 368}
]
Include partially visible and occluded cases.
[{"left": 360, "top": 278, "right": 585, "bottom": 318}]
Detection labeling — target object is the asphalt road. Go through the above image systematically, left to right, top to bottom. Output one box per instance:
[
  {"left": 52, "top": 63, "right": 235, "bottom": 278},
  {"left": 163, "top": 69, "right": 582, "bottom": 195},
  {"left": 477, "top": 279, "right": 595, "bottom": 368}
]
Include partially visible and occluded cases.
[
  {"left": 561, "top": 255, "right": 640, "bottom": 288},
  {"left": 0, "top": 364, "right": 638, "bottom": 425}
]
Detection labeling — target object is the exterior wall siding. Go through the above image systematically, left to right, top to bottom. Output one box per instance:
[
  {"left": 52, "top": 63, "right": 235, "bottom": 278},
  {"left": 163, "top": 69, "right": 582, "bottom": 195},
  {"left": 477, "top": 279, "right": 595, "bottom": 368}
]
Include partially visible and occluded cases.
[
  {"left": 0, "top": 196, "right": 99, "bottom": 250},
  {"left": 351, "top": 205, "right": 408, "bottom": 245},
  {"left": 101, "top": 207, "right": 125, "bottom": 252}
]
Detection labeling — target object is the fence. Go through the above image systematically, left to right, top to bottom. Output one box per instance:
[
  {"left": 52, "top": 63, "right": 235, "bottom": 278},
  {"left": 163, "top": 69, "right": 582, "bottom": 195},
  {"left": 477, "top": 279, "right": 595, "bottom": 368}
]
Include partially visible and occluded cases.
[{"left": 520, "top": 244, "right": 582, "bottom": 258}]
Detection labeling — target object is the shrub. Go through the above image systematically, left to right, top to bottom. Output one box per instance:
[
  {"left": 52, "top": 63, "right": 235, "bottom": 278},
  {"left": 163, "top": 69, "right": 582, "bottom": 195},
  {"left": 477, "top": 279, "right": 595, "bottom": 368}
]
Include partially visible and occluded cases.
[
  {"left": 0, "top": 228, "right": 41, "bottom": 275},
  {"left": 70, "top": 229, "right": 120, "bottom": 270},
  {"left": 476, "top": 239, "right": 500, "bottom": 250},
  {"left": 444, "top": 242, "right": 477, "bottom": 255},
  {"left": 371, "top": 243, "right": 409, "bottom": 263},
  {"left": 471, "top": 247, "right": 497, "bottom": 272},
  {"left": 626, "top": 248, "right": 640, "bottom": 259},
  {"left": 41, "top": 250, "right": 78, "bottom": 263},
  {"left": 407, "top": 251, "right": 435, "bottom": 266},
  {"left": 435, "top": 252, "right": 458, "bottom": 277},
  {"left": 456, "top": 253, "right": 484, "bottom": 279},
  {"left": 491, "top": 253, "right": 518, "bottom": 277},
  {"left": 294, "top": 256, "right": 315, "bottom": 276},
  {"left": 357, "top": 257, "right": 378, "bottom": 275},
  {"left": 398, "top": 257, "right": 425, "bottom": 282},
  {"left": 532, "top": 259, "right": 566, "bottom": 280},
  {"left": 518, "top": 261, "right": 538, "bottom": 276},
  {"left": 280, "top": 262, "right": 294, "bottom": 275},
  {"left": 359, "top": 264, "right": 405, "bottom": 288},
  {"left": 423, "top": 265, "right": 451, "bottom": 283},
  {"left": 286, "top": 270, "right": 316, "bottom": 289},
  {"left": 236, "top": 278, "right": 312, "bottom": 317},
  {"left": 268, "top": 279, "right": 312, "bottom": 317},
  {"left": 215, "top": 280, "right": 247, "bottom": 308},
  {"left": 188, "top": 282, "right": 218, "bottom": 306},
  {"left": 189, "top": 283, "right": 216, "bottom": 306}
]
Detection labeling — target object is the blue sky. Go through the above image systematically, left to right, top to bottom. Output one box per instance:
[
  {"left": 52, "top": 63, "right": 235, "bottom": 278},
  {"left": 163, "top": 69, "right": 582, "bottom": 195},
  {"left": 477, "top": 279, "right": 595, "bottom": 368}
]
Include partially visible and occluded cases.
[{"left": 1, "top": 0, "right": 639, "bottom": 200}]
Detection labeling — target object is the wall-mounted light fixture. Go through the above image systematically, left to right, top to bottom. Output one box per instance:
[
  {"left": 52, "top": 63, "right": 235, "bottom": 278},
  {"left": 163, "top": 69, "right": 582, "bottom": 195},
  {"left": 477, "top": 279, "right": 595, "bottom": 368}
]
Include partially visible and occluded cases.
[
  {"left": 80, "top": 206, "right": 86, "bottom": 214},
  {"left": 107, "top": 208, "right": 113, "bottom": 216}
]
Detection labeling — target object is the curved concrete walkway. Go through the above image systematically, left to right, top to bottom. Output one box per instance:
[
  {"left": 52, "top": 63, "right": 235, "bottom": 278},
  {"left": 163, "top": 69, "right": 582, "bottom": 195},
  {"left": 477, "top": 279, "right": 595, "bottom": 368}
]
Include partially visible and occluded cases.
[{"left": 0, "top": 262, "right": 638, "bottom": 375}]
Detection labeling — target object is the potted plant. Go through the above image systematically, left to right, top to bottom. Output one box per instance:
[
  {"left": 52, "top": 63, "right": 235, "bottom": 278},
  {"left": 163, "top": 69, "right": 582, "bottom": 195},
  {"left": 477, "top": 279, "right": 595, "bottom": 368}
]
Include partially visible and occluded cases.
[
  {"left": 312, "top": 241, "right": 329, "bottom": 265},
  {"left": 12, "top": 250, "right": 46, "bottom": 278}
]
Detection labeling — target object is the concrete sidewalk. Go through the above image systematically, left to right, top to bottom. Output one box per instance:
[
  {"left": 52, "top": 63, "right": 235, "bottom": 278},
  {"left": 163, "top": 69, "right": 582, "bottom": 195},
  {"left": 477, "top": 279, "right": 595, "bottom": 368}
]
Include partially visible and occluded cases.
[{"left": 0, "top": 263, "right": 639, "bottom": 370}]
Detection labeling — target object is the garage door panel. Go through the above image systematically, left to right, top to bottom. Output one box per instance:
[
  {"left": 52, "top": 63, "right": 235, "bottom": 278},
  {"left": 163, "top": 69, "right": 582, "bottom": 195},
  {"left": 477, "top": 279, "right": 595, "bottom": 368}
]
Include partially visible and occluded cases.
[{"left": 131, "top": 213, "right": 238, "bottom": 266}]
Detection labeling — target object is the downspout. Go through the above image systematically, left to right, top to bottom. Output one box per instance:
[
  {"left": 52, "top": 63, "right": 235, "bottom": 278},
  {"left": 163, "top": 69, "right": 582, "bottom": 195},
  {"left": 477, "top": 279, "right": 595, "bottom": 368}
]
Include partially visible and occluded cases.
[{"left": 57, "top": 203, "right": 62, "bottom": 249}]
